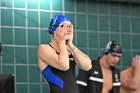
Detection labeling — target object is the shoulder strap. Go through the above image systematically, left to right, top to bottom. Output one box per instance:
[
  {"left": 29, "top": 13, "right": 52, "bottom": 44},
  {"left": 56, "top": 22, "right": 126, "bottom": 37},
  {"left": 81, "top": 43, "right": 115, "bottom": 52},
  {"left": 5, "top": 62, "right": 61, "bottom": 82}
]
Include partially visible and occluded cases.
[{"left": 48, "top": 44, "right": 59, "bottom": 54}]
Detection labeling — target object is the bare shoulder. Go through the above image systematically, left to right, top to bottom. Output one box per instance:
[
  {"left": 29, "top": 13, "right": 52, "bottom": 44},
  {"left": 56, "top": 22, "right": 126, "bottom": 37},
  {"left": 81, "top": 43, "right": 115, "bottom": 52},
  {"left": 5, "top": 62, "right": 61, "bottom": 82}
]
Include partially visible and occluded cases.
[
  {"left": 38, "top": 44, "right": 53, "bottom": 52},
  {"left": 38, "top": 44, "right": 49, "bottom": 50},
  {"left": 38, "top": 44, "right": 56, "bottom": 57},
  {"left": 38, "top": 44, "right": 54, "bottom": 71},
  {"left": 38, "top": 44, "right": 58, "bottom": 66},
  {"left": 121, "top": 67, "right": 133, "bottom": 79},
  {"left": 121, "top": 67, "right": 133, "bottom": 74}
]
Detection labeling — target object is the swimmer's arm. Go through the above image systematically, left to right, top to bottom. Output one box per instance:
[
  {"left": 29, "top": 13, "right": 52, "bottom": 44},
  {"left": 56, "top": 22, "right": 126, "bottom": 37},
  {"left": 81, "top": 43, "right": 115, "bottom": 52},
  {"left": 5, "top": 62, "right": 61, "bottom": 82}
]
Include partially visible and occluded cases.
[
  {"left": 38, "top": 44, "right": 69, "bottom": 71},
  {"left": 68, "top": 44, "right": 92, "bottom": 71},
  {"left": 121, "top": 69, "right": 140, "bottom": 90}
]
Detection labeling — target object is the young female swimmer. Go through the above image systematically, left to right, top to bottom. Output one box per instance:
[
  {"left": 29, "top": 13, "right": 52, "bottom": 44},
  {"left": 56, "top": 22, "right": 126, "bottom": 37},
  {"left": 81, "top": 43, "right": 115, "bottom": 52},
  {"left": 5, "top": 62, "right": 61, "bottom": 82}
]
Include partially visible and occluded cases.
[{"left": 38, "top": 14, "right": 92, "bottom": 93}]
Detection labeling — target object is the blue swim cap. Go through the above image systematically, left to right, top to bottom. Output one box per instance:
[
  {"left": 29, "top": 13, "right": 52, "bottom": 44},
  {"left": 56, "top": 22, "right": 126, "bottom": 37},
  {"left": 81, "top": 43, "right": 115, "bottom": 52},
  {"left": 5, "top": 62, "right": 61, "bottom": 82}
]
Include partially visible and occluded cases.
[{"left": 48, "top": 14, "right": 71, "bottom": 34}]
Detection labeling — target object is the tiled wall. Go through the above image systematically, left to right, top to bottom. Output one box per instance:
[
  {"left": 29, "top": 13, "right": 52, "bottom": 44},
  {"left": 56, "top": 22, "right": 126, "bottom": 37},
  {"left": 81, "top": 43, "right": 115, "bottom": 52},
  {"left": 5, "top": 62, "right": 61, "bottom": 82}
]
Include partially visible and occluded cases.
[{"left": 0, "top": 0, "right": 140, "bottom": 93}]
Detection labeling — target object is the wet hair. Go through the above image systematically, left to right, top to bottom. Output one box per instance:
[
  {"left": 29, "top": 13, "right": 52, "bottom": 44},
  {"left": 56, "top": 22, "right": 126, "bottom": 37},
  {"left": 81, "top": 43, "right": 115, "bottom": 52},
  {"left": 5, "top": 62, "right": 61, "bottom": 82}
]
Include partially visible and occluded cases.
[{"left": 104, "top": 41, "right": 122, "bottom": 55}]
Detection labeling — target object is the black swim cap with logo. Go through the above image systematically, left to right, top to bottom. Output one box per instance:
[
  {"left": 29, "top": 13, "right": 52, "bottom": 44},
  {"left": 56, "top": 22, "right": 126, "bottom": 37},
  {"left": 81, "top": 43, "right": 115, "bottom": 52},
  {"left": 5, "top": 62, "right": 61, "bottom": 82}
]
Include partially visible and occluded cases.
[{"left": 104, "top": 41, "right": 122, "bottom": 55}]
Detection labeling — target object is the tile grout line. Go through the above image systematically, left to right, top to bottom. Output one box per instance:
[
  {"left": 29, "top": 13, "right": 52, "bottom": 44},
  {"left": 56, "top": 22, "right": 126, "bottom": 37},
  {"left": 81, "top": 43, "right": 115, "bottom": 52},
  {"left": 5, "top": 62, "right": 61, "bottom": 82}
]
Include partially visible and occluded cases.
[
  {"left": 0, "top": 0, "right": 2, "bottom": 74},
  {"left": 12, "top": 0, "right": 17, "bottom": 93},
  {"left": 25, "top": 0, "right": 30, "bottom": 93},
  {"left": 37, "top": 0, "right": 42, "bottom": 93}
]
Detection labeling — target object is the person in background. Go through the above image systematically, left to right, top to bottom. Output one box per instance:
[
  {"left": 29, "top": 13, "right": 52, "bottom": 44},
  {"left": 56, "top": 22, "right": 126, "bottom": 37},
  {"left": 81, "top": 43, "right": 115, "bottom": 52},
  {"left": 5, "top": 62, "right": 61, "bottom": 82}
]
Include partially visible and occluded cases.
[
  {"left": 38, "top": 14, "right": 92, "bottom": 93},
  {"left": 77, "top": 41, "right": 122, "bottom": 93},
  {"left": 120, "top": 54, "right": 140, "bottom": 93}
]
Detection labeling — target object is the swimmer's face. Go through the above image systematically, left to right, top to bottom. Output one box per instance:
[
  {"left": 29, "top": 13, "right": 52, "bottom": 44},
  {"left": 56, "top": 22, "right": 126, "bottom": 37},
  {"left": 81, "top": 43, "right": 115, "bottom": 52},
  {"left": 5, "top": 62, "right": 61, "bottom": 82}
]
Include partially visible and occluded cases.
[
  {"left": 59, "top": 21, "right": 73, "bottom": 40},
  {"left": 106, "top": 53, "right": 122, "bottom": 66}
]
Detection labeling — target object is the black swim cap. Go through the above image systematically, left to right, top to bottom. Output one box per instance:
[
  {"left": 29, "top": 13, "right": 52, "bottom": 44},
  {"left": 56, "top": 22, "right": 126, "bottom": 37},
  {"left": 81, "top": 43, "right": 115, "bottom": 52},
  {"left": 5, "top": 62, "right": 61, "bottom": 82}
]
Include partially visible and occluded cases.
[{"left": 104, "top": 41, "right": 122, "bottom": 55}]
